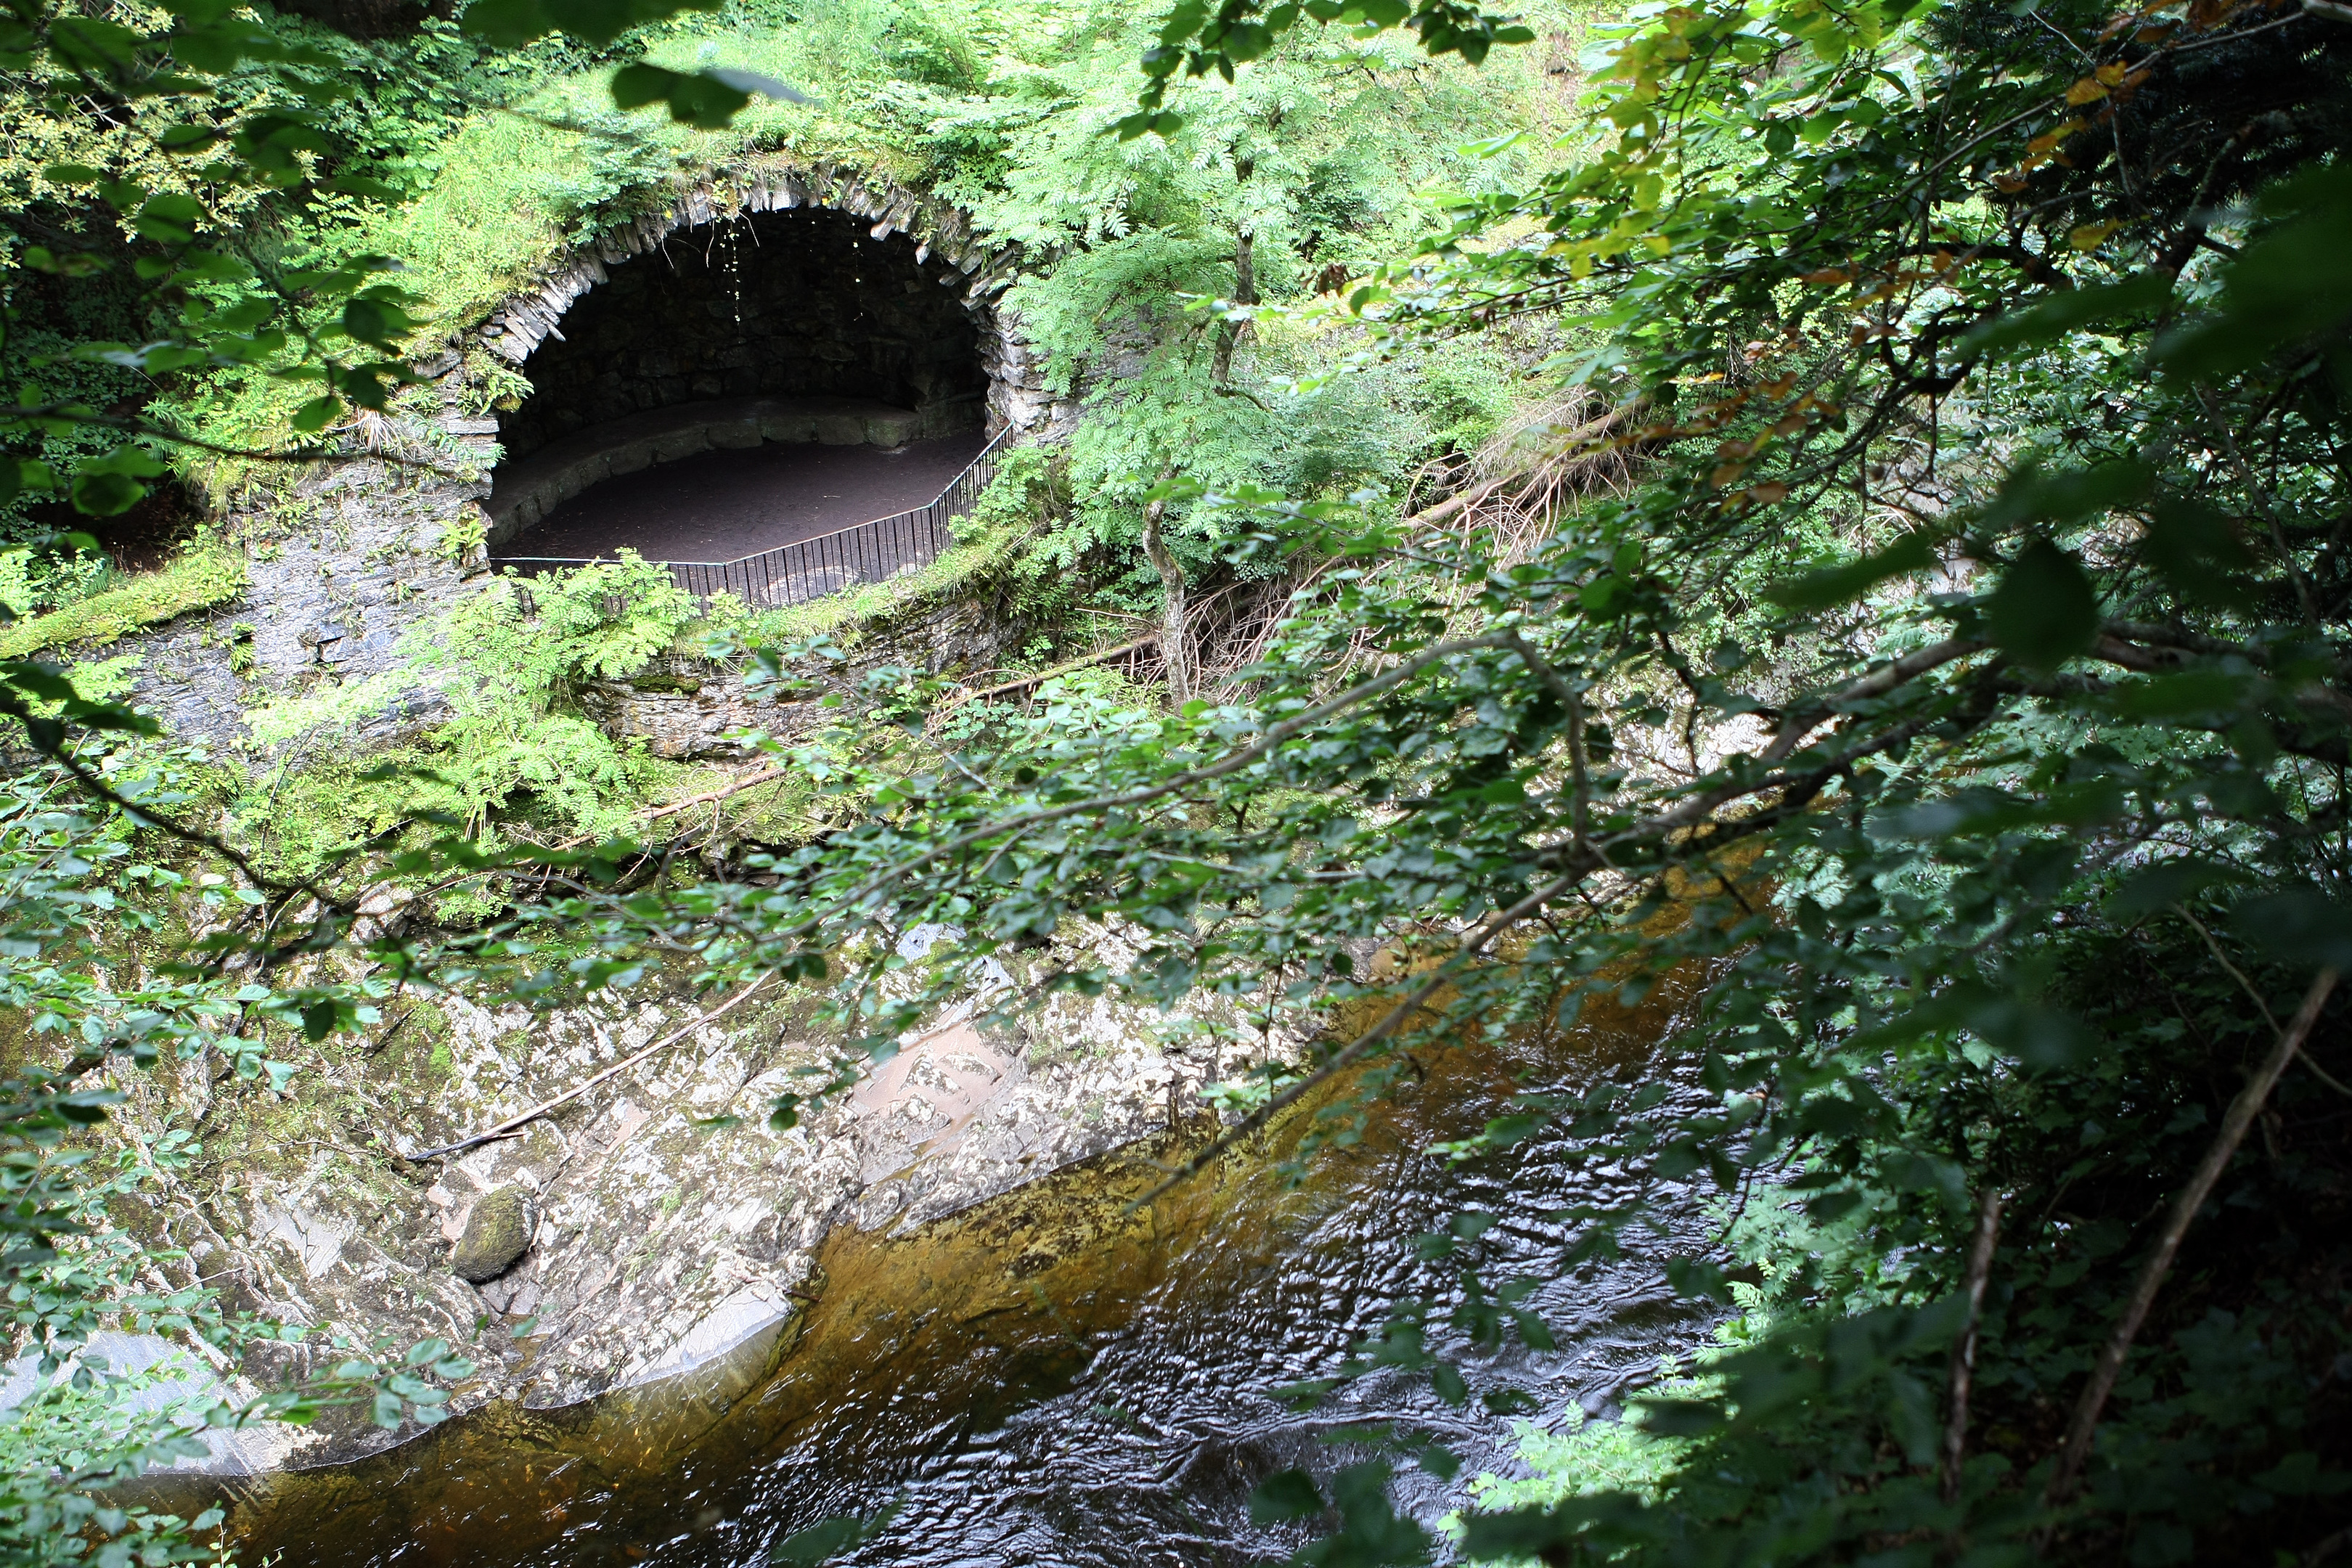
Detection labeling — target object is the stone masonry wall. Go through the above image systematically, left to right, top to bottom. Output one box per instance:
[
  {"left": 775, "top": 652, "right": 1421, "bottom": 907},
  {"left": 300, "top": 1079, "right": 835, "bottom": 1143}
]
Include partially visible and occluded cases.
[
  {"left": 112, "top": 162, "right": 1069, "bottom": 756},
  {"left": 476, "top": 163, "right": 1074, "bottom": 444},
  {"left": 495, "top": 208, "right": 988, "bottom": 464}
]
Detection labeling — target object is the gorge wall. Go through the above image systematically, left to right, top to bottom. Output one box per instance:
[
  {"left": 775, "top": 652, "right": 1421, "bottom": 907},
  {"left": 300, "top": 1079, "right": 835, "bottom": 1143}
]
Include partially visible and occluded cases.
[{"left": 97, "top": 923, "right": 1295, "bottom": 1469}]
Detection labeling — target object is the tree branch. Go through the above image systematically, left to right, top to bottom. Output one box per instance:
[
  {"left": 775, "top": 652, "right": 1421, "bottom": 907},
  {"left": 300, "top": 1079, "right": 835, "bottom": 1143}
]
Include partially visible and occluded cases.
[
  {"left": 2044, "top": 967, "right": 2341, "bottom": 1508},
  {"left": 1943, "top": 1187, "right": 2005, "bottom": 1507}
]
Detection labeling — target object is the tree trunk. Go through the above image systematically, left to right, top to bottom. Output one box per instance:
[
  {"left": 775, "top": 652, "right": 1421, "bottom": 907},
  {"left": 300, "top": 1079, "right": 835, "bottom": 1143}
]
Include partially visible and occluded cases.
[
  {"left": 1212, "top": 230, "right": 1257, "bottom": 387},
  {"left": 1140, "top": 467, "right": 1190, "bottom": 703}
]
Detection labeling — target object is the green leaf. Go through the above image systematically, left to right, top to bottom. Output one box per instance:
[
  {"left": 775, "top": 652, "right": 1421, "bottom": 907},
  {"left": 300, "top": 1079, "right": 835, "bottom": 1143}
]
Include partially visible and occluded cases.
[
  {"left": 455, "top": 0, "right": 550, "bottom": 44},
  {"left": 463, "top": 0, "right": 726, "bottom": 48},
  {"left": 1157, "top": 0, "right": 1209, "bottom": 46},
  {"left": 610, "top": 62, "right": 751, "bottom": 130},
  {"left": 705, "top": 67, "right": 813, "bottom": 105},
  {"left": 1114, "top": 109, "right": 1184, "bottom": 139},
  {"left": 2157, "top": 164, "right": 2352, "bottom": 380},
  {"left": 325, "top": 172, "right": 404, "bottom": 202},
  {"left": 132, "top": 192, "right": 204, "bottom": 245},
  {"left": 1954, "top": 271, "right": 2173, "bottom": 360},
  {"left": 340, "top": 296, "right": 411, "bottom": 345},
  {"left": 290, "top": 395, "right": 340, "bottom": 432},
  {"left": 1983, "top": 460, "right": 2155, "bottom": 531},
  {"left": 68, "top": 470, "right": 147, "bottom": 517},
  {"left": 2141, "top": 499, "right": 2257, "bottom": 608},
  {"left": 1765, "top": 531, "right": 1935, "bottom": 611},
  {"left": 1985, "top": 539, "right": 2099, "bottom": 671},
  {"left": 2108, "top": 668, "right": 2258, "bottom": 721},
  {"left": 2104, "top": 858, "right": 2242, "bottom": 918},
  {"left": 2231, "top": 891, "right": 2352, "bottom": 973},
  {"left": 1964, "top": 994, "right": 2098, "bottom": 1068},
  {"left": 1667, "top": 1256, "right": 1731, "bottom": 1299},
  {"left": 1634, "top": 1395, "right": 1726, "bottom": 1436},
  {"left": 1414, "top": 1440, "right": 1464, "bottom": 1479},
  {"left": 1249, "top": 1469, "right": 1326, "bottom": 1524},
  {"left": 771, "top": 1503, "right": 901, "bottom": 1567}
]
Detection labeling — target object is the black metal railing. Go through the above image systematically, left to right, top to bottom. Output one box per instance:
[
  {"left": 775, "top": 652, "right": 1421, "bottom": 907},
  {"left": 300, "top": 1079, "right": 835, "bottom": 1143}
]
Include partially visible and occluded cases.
[{"left": 497, "top": 428, "right": 1009, "bottom": 608}]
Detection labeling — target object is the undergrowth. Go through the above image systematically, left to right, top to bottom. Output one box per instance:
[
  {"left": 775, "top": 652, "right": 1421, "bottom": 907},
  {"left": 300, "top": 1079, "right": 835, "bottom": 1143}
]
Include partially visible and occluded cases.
[{"left": 0, "top": 544, "right": 245, "bottom": 661}]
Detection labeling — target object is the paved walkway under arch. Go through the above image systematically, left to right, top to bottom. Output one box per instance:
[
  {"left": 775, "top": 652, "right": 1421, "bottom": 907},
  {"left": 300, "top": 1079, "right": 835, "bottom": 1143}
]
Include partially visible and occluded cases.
[{"left": 494, "top": 426, "right": 989, "bottom": 565}]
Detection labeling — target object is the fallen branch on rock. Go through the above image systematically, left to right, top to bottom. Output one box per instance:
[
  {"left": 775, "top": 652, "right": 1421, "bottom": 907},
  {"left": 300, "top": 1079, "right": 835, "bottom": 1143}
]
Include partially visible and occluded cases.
[
  {"left": 934, "top": 635, "right": 1161, "bottom": 718},
  {"left": 406, "top": 972, "right": 777, "bottom": 1160}
]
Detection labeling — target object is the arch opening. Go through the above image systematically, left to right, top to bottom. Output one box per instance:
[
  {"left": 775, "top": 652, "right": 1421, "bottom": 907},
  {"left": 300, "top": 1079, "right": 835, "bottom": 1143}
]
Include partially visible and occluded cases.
[{"left": 484, "top": 204, "right": 997, "bottom": 568}]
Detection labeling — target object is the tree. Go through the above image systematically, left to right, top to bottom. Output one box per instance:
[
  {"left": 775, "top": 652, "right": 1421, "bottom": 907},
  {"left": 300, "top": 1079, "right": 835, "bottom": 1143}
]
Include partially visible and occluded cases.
[{"left": 5, "top": 0, "right": 2352, "bottom": 1561}]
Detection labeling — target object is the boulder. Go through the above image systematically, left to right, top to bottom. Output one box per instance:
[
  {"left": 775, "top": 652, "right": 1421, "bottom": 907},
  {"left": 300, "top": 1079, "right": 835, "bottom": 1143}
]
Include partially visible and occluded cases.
[
  {"left": 759, "top": 409, "right": 817, "bottom": 443},
  {"left": 651, "top": 426, "right": 711, "bottom": 463},
  {"left": 449, "top": 1185, "right": 536, "bottom": 1282}
]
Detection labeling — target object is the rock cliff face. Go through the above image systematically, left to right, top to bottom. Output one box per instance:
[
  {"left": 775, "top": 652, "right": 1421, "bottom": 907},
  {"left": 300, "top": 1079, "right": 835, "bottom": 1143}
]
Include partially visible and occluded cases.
[{"left": 98, "top": 925, "right": 1294, "bottom": 1469}]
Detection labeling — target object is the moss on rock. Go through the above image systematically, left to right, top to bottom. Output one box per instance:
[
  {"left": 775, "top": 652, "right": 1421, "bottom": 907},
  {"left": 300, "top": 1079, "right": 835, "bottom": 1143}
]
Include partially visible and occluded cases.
[{"left": 449, "top": 1185, "right": 536, "bottom": 1283}]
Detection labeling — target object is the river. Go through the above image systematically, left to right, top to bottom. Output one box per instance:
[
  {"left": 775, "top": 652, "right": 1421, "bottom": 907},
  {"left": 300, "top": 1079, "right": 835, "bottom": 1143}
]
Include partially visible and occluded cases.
[{"left": 218, "top": 972, "right": 1718, "bottom": 1567}]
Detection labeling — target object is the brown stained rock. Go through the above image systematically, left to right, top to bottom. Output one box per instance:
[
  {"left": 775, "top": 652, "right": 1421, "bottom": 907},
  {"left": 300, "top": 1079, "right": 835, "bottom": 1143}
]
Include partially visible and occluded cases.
[{"left": 449, "top": 1185, "right": 536, "bottom": 1283}]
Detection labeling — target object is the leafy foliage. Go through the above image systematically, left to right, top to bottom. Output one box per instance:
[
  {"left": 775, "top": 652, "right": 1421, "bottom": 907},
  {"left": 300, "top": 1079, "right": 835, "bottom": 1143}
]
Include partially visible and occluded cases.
[
  {"left": 3, "top": 0, "right": 2351, "bottom": 1563},
  {"left": 502, "top": 0, "right": 2344, "bottom": 1558},
  {"left": 0, "top": 752, "right": 472, "bottom": 1568}
]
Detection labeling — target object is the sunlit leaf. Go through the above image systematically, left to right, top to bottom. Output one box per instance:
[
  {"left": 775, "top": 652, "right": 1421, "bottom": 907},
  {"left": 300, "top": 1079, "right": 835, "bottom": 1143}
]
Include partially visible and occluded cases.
[{"left": 1249, "top": 1469, "right": 1326, "bottom": 1523}]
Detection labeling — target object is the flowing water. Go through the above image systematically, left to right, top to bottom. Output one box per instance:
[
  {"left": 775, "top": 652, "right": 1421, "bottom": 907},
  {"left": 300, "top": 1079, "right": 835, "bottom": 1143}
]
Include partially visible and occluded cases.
[{"left": 218, "top": 977, "right": 1718, "bottom": 1568}]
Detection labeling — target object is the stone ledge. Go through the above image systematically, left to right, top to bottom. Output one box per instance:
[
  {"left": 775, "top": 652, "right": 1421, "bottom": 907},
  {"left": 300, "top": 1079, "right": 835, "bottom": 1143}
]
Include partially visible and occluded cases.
[{"left": 485, "top": 396, "right": 926, "bottom": 547}]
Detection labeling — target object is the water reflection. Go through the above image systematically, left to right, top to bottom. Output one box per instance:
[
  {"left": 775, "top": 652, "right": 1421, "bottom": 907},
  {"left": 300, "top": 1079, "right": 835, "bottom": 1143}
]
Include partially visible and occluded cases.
[{"left": 223, "top": 978, "right": 1718, "bottom": 1568}]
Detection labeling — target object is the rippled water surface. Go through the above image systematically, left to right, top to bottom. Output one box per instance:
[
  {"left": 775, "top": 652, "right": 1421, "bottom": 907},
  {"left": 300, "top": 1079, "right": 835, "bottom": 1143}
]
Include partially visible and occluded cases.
[{"left": 224, "top": 981, "right": 1717, "bottom": 1568}]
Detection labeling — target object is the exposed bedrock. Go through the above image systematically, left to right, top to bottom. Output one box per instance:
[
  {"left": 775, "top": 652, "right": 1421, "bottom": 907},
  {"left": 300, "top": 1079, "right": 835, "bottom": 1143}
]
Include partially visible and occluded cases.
[{"left": 84, "top": 924, "right": 1299, "bottom": 1471}]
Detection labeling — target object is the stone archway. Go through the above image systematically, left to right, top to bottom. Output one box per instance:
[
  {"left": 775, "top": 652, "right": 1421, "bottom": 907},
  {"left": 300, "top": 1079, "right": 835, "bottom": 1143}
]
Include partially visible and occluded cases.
[
  {"left": 469, "top": 165, "right": 1055, "bottom": 550},
  {"left": 110, "top": 166, "right": 1065, "bottom": 751}
]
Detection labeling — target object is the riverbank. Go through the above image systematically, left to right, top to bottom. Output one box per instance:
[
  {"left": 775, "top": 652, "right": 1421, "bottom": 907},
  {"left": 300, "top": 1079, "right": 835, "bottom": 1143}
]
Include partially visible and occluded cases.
[
  {"left": 75, "top": 922, "right": 1301, "bottom": 1472},
  {"left": 210, "top": 968, "right": 1718, "bottom": 1567}
]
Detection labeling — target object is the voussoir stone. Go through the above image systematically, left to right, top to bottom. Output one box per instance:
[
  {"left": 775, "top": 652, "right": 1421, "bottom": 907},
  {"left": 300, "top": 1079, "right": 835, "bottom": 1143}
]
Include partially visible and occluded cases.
[{"left": 449, "top": 1185, "right": 536, "bottom": 1283}]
